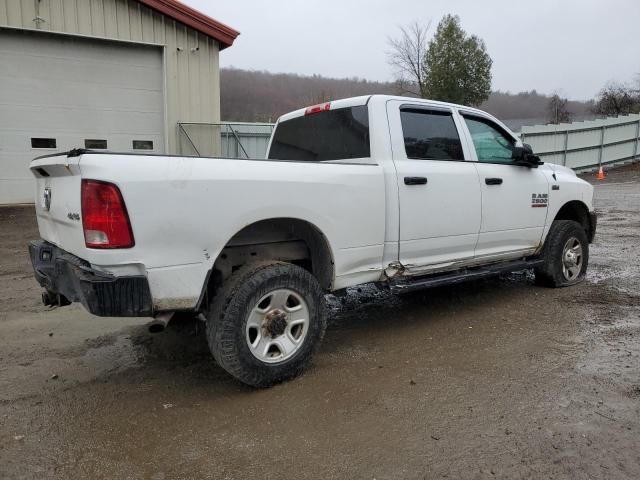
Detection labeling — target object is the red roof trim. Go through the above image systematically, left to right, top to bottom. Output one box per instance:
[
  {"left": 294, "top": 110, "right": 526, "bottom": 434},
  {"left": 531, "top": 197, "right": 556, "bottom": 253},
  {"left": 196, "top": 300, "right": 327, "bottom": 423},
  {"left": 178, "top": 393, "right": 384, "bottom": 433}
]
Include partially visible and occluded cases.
[{"left": 137, "top": 0, "right": 239, "bottom": 49}]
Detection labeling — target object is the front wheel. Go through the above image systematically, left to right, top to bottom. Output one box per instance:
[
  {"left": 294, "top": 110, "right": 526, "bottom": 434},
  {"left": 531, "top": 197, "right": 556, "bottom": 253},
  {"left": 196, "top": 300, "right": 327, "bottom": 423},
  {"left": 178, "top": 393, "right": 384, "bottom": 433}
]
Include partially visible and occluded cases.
[
  {"left": 534, "top": 220, "right": 589, "bottom": 287},
  {"left": 206, "top": 261, "right": 327, "bottom": 388}
]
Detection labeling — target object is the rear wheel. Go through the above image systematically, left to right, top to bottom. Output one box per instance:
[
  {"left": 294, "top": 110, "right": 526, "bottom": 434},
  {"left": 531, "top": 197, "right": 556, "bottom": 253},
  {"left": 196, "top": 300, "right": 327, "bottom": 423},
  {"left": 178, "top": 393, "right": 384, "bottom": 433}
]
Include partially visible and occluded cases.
[
  {"left": 535, "top": 220, "right": 589, "bottom": 287},
  {"left": 206, "top": 261, "right": 326, "bottom": 387}
]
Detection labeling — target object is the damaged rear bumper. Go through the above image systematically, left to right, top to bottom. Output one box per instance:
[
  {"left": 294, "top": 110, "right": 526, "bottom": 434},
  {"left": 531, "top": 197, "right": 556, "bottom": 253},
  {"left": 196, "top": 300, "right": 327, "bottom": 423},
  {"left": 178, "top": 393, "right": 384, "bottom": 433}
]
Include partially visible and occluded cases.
[{"left": 29, "top": 240, "right": 153, "bottom": 317}]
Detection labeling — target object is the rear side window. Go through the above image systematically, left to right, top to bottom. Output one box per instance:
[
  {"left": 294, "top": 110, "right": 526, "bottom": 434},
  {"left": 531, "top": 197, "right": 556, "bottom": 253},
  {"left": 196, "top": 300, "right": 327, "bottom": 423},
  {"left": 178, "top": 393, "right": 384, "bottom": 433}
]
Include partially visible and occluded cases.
[
  {"left": 268, "top": 106, "right": 370, "bottom": 161},
  {"left": 400, "top": 109, "right": 463, "bottom": 161}
]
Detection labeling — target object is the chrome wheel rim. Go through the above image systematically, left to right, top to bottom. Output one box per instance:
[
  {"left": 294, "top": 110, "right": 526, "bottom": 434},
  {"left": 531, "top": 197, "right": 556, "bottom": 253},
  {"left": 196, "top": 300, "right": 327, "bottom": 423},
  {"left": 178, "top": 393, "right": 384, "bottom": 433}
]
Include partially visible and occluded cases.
[
  {"left": 562, "top": 237, "right": 583, "bottom": 281},
  {"left": 245, "top": 289, "right": 309, "bottom": 363}
]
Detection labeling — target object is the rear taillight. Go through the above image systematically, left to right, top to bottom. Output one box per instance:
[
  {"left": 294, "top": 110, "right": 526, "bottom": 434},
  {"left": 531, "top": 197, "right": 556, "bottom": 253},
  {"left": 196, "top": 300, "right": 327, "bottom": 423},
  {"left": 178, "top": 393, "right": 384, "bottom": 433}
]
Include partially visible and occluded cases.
[
  {"left": 304, "top": 102, "right": 331, "bottom": 115},
  {"left": 81, "top": 179, "right": 134, "bottom": 249}
]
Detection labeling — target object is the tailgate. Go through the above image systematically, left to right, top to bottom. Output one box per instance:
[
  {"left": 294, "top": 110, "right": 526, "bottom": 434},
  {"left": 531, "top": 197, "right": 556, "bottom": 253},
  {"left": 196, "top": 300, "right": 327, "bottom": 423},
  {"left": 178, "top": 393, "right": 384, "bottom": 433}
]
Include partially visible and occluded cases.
[{"left": 30, "top": 152, "right": 86, "bottom": 256}]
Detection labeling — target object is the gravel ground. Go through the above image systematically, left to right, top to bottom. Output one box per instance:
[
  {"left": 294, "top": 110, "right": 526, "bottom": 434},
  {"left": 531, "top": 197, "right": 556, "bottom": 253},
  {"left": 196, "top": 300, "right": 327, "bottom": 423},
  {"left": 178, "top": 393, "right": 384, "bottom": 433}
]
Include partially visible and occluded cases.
[{"left": 0, "top": 164, "right": 639, "bottom": 479}]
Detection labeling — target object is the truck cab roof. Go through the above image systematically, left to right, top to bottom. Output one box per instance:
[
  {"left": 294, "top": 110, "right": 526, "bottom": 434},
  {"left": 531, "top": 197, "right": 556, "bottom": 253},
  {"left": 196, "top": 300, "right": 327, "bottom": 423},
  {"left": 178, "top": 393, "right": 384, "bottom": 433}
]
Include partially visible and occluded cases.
[{"left": 278, "top": 94, "right": 492, "bottom": 124}]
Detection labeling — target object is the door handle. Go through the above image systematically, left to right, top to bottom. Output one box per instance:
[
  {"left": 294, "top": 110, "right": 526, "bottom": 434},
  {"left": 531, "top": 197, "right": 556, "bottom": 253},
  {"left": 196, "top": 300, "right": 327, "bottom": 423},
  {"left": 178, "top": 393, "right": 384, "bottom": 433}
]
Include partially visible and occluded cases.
[
  {"left": 404, "top": 176, "right": 428, "bottom": 185},
  {"left": 485, "top": 177, "right": 503, "bottom": 185}
]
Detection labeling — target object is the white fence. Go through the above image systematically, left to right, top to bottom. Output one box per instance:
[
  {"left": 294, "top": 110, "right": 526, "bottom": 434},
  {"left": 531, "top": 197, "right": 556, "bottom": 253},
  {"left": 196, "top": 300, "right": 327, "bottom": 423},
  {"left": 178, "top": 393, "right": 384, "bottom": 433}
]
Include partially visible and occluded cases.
[{"left": 520, "top": 114, "right": 640, "bottom": 171}]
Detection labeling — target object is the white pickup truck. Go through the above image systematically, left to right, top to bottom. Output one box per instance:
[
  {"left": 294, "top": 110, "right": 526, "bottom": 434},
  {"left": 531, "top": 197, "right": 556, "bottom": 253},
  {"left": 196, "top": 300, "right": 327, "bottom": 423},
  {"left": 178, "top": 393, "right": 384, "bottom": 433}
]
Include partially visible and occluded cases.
[{"left": 29, "top": 95, "right": 596, "bottom": 387}]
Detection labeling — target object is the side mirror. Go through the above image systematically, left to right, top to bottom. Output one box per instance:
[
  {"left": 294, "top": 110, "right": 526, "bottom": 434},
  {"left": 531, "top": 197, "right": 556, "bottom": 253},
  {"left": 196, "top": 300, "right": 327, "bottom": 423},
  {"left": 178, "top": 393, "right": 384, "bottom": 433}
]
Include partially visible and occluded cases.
[{"left": 512, "top": 143, "right": 543, "bottom": 168}]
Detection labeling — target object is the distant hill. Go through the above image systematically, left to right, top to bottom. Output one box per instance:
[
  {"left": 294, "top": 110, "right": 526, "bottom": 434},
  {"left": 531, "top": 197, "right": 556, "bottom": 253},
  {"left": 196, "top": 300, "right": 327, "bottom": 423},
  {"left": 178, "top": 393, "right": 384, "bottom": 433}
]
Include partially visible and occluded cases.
[
  {"left": 220, "top": 68, "right": 595, "bottom": 129},
  {"left": 220, "top": 68, "right": 395, "bottom": 123}
]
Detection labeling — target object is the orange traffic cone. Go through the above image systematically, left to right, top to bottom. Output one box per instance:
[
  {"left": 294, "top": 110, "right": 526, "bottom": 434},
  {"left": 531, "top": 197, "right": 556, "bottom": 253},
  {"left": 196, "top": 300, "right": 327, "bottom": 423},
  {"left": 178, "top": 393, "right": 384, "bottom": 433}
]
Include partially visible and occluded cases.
[{"left": 596, "top": 166, "right": 605, "bottom": 180}]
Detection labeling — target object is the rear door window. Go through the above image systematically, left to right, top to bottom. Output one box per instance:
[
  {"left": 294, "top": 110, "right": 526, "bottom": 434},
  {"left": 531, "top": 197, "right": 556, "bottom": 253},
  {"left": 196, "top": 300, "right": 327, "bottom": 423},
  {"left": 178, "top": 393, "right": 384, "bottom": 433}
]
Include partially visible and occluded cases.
[
  {"left": 268, "top": 106, "right": 370, "bottom": 161},
  {"left": 400, "top": 109, "right": 464, "bottom": 161}
]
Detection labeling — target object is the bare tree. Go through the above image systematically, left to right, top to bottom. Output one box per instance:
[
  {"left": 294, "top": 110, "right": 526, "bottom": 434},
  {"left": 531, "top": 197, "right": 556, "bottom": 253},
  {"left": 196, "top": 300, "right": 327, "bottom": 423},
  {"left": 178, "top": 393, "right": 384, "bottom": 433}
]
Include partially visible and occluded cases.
[
  {"left": 386, "top": 21, "right": 431, "bottom": 97},
  {"left": 592, "top": 81, "right": 640, "bottom": 116},
  {"left": 547, "top": 93, "right": 571, "bottom": 124}
]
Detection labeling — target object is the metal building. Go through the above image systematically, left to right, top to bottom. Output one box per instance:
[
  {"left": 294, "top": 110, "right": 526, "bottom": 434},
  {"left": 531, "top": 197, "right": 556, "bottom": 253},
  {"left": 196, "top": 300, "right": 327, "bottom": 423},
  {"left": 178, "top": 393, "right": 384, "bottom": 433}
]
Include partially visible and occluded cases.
[{"left": 0, "top": 0, "right": 238, "bottom": 204}]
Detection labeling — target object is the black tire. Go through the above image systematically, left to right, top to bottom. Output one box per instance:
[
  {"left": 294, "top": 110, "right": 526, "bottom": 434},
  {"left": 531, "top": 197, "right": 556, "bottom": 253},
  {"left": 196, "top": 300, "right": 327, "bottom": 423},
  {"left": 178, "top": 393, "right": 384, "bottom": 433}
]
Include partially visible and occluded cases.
[
  {"left": 534, "top": 220, "right": 589, "bottom": 287},
  {"left": 206, "top": 261, "right": 327, "bottom": 388}
]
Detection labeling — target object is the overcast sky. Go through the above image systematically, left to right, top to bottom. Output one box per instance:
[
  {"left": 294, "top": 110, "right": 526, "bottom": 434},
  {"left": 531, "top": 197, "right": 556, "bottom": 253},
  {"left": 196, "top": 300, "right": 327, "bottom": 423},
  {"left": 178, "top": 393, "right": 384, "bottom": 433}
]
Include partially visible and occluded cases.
[{"left": 185, "top": 0, "right": 639, "bottom": 100}]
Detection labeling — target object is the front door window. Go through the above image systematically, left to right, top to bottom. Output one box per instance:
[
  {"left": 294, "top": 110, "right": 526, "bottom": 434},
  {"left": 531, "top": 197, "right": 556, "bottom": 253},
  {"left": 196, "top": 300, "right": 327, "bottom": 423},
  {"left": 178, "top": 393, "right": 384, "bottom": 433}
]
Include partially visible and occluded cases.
[{"left": 463, "top": 116, "right": 515, "bottom": 164}]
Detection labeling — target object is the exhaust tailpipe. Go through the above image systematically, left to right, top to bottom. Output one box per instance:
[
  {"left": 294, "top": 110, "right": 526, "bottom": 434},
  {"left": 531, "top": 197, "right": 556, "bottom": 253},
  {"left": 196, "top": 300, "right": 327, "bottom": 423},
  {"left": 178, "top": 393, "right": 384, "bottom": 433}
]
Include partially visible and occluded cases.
[{"left": 148, "top": 312, "right": 174, "bottom": 333}]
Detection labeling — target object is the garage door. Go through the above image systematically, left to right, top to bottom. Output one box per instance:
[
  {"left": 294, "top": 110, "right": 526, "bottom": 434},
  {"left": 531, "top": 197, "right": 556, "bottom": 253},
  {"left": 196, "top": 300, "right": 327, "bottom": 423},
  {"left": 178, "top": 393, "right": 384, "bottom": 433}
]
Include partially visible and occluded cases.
[{"left": 0, "top": 29, "right": 165, "bottom": 204}]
